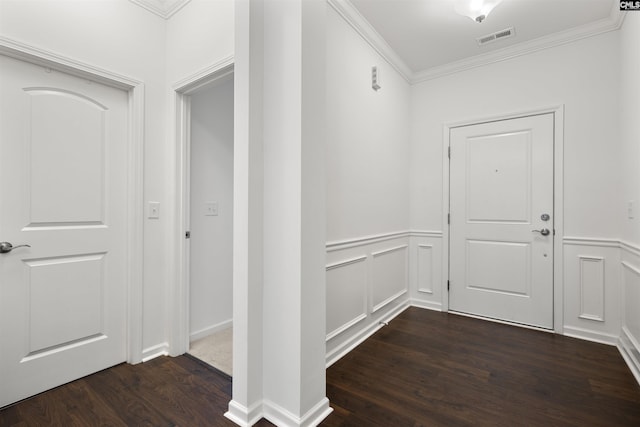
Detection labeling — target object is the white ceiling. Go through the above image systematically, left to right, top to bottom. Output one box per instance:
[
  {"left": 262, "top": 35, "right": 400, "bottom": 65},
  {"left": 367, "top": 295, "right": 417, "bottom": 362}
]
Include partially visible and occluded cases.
[
  {"left": 129, "top": 0, "right": 622, "bottom": 82},
  {"left": 344, "top": 0, "right": 620, "bottom": 80}
]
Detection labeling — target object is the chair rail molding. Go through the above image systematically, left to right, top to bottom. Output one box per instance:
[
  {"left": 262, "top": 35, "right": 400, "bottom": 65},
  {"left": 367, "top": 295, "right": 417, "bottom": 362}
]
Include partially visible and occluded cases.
[{"left": 325, "top": 231, "right": 414, "bottom": 366}]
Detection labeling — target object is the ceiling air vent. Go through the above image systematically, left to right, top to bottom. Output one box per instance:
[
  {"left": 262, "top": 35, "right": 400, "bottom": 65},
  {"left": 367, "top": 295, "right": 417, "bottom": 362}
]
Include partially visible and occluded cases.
[{"left": 477, "top": 27, "right": 515, "bottom": 46}]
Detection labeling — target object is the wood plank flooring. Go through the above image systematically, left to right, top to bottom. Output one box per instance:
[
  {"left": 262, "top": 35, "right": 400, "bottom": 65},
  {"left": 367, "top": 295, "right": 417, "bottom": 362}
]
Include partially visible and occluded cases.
[
  {"left": 2, "top": 307, "right": 639, "bottom": 426},
  {"left": 323, "top": 307, "right": 640, "bottom": 426}
]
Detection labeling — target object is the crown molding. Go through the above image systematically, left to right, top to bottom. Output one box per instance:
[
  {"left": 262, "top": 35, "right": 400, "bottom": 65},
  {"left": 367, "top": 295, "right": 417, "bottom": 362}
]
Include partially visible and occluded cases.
[
  {"left": 129, "top": 0, "right": 191, "bottom": 19},
  {"left": 327, "top": 0, "right": 413, "bottom": 83},
  {"left": 329, "top": 0, "right": 626, "bottom": 86},
  {"left": 412, "top": 7, "right": 626, "bottom": 83}
]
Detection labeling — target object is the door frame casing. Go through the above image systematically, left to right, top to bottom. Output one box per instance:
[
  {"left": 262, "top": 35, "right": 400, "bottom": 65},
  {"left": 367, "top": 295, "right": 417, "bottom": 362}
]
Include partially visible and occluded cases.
[
  {"left": 0, "top": 36, "right": 145, "bottom": 363},
  {"left": 169, "top": 58, "right": 234, "bottom": 356},
  {"left": 442, "top": 105, "right": 565, "bottom": 334}
]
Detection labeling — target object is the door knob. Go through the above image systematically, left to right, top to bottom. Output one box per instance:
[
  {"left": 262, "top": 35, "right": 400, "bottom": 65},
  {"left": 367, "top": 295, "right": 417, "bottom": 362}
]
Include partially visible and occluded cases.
[
  {"left": 531, "top": 229, "right": 550, "bottom": 236},
  {"left": 0, "top": 242, "right": 31, "bottom": 253}
]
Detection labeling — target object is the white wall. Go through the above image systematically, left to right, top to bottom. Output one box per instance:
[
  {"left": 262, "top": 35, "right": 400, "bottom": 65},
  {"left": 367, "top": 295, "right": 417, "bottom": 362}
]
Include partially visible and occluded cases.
[
  {"left": 0, "top": 0, "right": 170, "bottom": 354},
  {"left": 0, "top": 0, "right": 237, "bottom": 362},
  {"left": 166, "top": 0, "right": 234, "bottom": 84},
  {"left": 324, "top": 4, "right": 412, "bottom": 364},
  {"left": 326, "top": 6, "right": 411, "bottom": 242},
  {"left": 619, "top": 12, "right": 640, "bottom": 383},
  {"left": 620, "top": 13, "right": 640, "bottom": 247},
  {"left": 409, "top": 30, "right": 623, "bottom": 342},
  {"left": 410, "top": 32, "right": 621, "bottom": 236},
  {"left": 189, "top": 78, "right": 234, "bottom": 340}
]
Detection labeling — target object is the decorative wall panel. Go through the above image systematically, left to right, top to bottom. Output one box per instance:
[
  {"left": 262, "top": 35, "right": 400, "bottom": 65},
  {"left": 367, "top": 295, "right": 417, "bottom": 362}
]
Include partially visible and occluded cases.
[
  {"left": 371, "top": 245, "right": 408, "bottom": 313},
  {"left": 579, "top": 256, "right": 605, "bottom": 321}
]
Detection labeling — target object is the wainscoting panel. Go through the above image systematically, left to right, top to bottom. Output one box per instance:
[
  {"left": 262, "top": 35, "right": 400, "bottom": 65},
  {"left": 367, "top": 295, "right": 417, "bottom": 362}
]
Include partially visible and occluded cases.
[
  {"left": 409, "top": 232, "right": 444, "bottom": 311},
  {"left": 324, "top": 233, "right": 640, "bottom": 386},
  {"left": 325, "top": 233, "right": 411, "bottom": 366},
  {"left": 563, "top": 240, "right": 621, "bottom": 344},
  {"left": 620, "top": 243, "right": 640, "bottom": 384},
  {"left": 417, "top": 244, "right": 434, "bottom": 294},
  {"left": 371, "top": 245, "right": 408, "bottom": 313},
  {"left": 326, "top": 256, "right": 368, "bottom": 340},
  {"left": 578, "top": 256, "right": 605, "bottom": 322}
]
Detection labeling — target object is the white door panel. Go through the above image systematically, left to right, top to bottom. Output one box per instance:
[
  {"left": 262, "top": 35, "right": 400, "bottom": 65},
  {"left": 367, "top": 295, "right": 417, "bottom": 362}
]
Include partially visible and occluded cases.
[
  {"left": 0, "top": 55, "right": 128, "bottom": 407},
  {"left": 27, "top": 88, "right": 107, "bottom": 224},
  {"left": 449, "top": 114, "right": 554, "bottom": 329}
]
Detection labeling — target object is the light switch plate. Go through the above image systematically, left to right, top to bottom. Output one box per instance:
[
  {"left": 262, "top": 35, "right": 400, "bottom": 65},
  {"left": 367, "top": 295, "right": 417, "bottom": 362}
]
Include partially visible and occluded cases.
[
  {"left": 148, "top": 201, "right": 160, "bottom": 219},
  {"left": 205, "top": 201, "right": 218, "bottom": 216}
]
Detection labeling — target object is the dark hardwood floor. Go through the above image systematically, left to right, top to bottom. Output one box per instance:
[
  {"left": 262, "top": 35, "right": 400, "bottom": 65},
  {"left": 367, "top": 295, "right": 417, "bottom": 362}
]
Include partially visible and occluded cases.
[
  {"left": 2, "top": 307, "right": 639, "bottom": 426},
  {"left": 323, "top": 308, "right": 640, "bottom": 426}
]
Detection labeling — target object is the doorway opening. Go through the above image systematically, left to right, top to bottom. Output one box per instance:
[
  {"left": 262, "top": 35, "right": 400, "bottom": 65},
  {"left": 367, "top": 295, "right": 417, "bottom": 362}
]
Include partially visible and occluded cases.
[
  {"left": 173, "top": 63, "right": 234, "bottom": 376},
  {"left": 186, "top": 75, "right": 234, "bottom": 375}
]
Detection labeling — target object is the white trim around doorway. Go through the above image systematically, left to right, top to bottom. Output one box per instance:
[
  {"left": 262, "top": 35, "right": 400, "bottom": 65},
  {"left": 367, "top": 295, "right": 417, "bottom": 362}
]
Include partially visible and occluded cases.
[{"left": 169, "top": 57, "right": 234, "bottom": 357}]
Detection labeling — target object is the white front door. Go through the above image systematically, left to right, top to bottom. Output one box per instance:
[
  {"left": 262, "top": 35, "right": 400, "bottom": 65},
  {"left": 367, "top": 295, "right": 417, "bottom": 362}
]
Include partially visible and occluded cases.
[
  {"left": 0, "top": 55, "right": 129, "bottom": 407},
  {"left": 449, "top": 113, "right": 554, "bottom": 329}
]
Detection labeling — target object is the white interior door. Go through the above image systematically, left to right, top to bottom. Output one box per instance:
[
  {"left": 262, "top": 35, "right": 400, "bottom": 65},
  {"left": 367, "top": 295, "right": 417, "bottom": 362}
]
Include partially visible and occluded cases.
[
  {"left": 0, "top": 55, "right": 129, "bottom": 407},
  {"left": 449, "top": 113, "right": 554, "bottom": 329}
]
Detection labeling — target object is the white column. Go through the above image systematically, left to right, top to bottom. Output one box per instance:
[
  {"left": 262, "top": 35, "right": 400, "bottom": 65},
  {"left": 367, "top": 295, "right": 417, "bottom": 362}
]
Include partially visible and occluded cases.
[
  {"left": 226, "top": 0, "right": 265, "bottom": 425},
  {"left": 229, "top": 0, "right": 330, "bottom": 426},
  {"left": 261, "top": 0, "right": 330, "bottom": 424}
]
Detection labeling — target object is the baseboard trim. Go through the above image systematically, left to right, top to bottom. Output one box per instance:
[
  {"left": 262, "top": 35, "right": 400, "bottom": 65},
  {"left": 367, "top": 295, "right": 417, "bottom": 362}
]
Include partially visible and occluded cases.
[
  {"left": 372, "top": 289, "right": 407, "bottom": 314},
  {"left": 410, "top": 299, "right": 443, "bottom": 312},
  {"left": 326, "top": 302, "right": 409, "bottom": 367},
  {"left": 189, "top": 319, "right": 232, "bottom": 342},
  {"left": 563, "top": 326, "right": 618, "bottom": 346},
  {"left": 619, "top": 327, "right": 640, "bottom": 386},
  {"left": 141, "top": 343, "right": 170, "bottom": 362},
  {"left": 263, "top": 397, "right": 333, "bottom": 427},
  {"left": 302, "top": 398, "right": 333, "bottom": 427},
  {"left": 225, "top": 399, "right": 263, "bottom": 427}
]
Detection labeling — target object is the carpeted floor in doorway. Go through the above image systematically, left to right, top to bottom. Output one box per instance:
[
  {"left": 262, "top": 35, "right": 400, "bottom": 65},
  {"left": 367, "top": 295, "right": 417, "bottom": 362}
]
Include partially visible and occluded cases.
[{"left": 188, "top": 327, "right": 232, "bottom": 376}]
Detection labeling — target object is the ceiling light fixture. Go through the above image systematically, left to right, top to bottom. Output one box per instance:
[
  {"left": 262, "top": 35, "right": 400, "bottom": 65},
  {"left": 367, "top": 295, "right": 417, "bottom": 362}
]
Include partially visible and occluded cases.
[{"left": 454, "top": 0, "right": 502, "bottom": 23}]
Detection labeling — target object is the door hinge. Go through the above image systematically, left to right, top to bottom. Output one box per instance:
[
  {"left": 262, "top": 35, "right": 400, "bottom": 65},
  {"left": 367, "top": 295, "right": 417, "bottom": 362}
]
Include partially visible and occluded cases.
[
  {"left": 448, "top": 146, "right": 451, "bottom": 159},
  {"left": 448, "top": 213, "right": 450, "bottom": 225},
  {"left": 185, "top": 231, "right": 191, "bottom": 239},
  {"left": 447, "top": 280, "right": 450, "bottom": 291}
]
